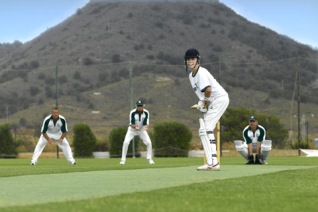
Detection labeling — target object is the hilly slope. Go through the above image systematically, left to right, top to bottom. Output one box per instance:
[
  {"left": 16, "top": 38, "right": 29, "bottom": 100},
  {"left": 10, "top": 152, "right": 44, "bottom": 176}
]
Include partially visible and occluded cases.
[{"left": 0, "top": 0, "right": 317, "bottom": 140}]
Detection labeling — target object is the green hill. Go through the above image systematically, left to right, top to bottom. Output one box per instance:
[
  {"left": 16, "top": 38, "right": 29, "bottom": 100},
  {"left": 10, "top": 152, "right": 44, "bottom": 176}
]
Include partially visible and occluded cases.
[{"left": 0, "top": 0, "right": 317, "bottom": 141}]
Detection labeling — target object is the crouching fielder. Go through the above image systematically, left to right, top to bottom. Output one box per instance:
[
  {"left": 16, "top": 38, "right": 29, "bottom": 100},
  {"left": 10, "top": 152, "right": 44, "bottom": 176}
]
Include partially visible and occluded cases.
[
  {"left": 185, "top": 48, "right": 229, "bottom": 171},
  {"left": 120, "top": 100, "right": 155, "bottom": 165},
  {"left": 31, "top": 107, "right": 76, "bottom": 165},
  {"left": 234, "top": 115, "right": 272, "bottom": 164}
]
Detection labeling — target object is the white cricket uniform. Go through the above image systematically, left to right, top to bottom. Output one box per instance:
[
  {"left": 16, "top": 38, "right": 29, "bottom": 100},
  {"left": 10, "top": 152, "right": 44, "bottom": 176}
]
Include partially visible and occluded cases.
[
  {"left": 189, "top": 66, "right": 229, "bottom": 166},
  {"left": 189, "top": 66, "right": 229, "bottom": 131},
  {"left": 120, "top": 108, "right": 153, "bottom": 162},
  {"left": 31, "top": 115, "right": 76, "bottom": 164},
  {"left": 243, "top": 125, "right": 266, "bottom": 151}
]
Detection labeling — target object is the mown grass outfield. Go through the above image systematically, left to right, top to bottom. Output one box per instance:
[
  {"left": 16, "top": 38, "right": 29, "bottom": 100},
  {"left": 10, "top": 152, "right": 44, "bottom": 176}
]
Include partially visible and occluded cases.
[{"left": 0, "top": 157, "right": 317, "bottom": 212}]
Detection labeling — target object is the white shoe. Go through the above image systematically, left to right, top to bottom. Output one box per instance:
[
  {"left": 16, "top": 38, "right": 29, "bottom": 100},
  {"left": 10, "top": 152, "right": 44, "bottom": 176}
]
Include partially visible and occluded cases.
[
  {"left": 148, "top": 159, "right": 155, "bottom": 164},
  {"left": 119, "top": 160, "right": 125, "bottom": 165},
  {"left": 31, "top": 161, "right": 37, "bottom": 166},
  {"left": 197, "top": 163, "right": 220, "bottom": 171},
  {"left": 211, "top": 163, "right": 221, "bottom": 171},
  {"left": 197, "top": 164, "right": 212, "bottom": 171}
]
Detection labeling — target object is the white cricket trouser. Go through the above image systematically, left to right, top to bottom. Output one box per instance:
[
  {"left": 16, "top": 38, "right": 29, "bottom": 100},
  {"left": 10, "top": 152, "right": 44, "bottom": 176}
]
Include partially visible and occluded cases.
[
  {"left": 203, "top": 95, "right": 229, "bottom": 165},
  {"left": 204, "top": 95, "right": 229, "bottom": 131},
  {"left": 121, "top": 127, "right": 153, "bottom": 161},
  {"left": 31, "top": 133, "right": 75, "bottom": 164}
]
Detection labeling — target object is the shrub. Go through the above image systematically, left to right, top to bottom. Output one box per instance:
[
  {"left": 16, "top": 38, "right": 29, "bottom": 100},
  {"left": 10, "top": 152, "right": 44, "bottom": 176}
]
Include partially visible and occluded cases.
[
  {"left": 111, "top": 54, "right": 122, "bottom": 63},
  {"left": 82, "top": 57, "right": 94, "bottom": 66},
  {"left": 29, "top": 86, "right": 40, "bottom": 96},
  {"left": 153, "top": 121, "right": 192, "bottom": 157},
  {"left": 73, "top": 123, "right": 97, "bottom": 157},
  {"left": 0, "top": 124, "right": 18, "bottom": 158},
  {"left": 109, "top": 126, "right": 140, "bottom": 158},
  {"left": 94, "top": 139, "right": 109, "bottom": 151}
]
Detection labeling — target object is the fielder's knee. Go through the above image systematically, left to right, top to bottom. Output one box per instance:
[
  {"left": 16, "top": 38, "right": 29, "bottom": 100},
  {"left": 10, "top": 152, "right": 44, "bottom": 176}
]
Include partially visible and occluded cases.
[
  {"left": 234, "top": 140, "right": 248, "bottom": 160},
  {"left": 261, "top": 140, "right": 272, "bottom": 162}
]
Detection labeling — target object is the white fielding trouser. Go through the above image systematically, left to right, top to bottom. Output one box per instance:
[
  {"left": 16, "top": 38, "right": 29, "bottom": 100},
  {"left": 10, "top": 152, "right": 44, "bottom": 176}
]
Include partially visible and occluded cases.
[
  {"left": 121, "top": 127, "right": 153, "bottom": 161},
  {"left": 31, "top": 133, "right": 75, "bottom": 164}
]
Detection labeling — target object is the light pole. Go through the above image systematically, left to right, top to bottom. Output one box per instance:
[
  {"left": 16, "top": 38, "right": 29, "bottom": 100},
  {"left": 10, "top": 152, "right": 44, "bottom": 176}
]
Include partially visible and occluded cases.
[
  {"left": 297, "top": 57, "right": 300, "bottom": 156},
  {"left": 129, "top": 61, "right": 136, "bottom": 158},
  {"left": 55, "top": 66, "right": 59, "bottom": 159},
  {"left": 305, "top": 121, "right": 309, "bottom": 146}
]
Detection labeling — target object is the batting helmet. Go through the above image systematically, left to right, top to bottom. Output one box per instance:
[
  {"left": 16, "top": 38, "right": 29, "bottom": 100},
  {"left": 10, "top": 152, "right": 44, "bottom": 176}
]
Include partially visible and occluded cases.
[
  {"left": 184, "top": 48, "right": 200, "bottom": 60},
  {"left": 184, "top": 48, "right": 200, "bottom": 71}
]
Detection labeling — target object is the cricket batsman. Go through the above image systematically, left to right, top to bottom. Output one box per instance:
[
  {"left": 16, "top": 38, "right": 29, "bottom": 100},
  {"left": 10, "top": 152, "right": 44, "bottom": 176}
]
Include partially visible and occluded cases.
[{"left": 185, "top": 48, "right": 229, "bottom": 171}]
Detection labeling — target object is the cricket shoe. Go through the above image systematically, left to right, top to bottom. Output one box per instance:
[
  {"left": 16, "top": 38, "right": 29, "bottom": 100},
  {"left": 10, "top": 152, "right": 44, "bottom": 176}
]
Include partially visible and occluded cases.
[
  {"left": 148, "top": 159, "right": 155, "bottom": 165},
  {"left": 119, "top": 160, "right": 125, "bottom": 165},
  {"left": 197, "top": 163, "right": 220, "bottom": 171},
  {"left": 211, "top": 163, "right": 221, "bottom": 171},
  {"left": 197, "top": 164, "right": 211, "bottom": 171}
]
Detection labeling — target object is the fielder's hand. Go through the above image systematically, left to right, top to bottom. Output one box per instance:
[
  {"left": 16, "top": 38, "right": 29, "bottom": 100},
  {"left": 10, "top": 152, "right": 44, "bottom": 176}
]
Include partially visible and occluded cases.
[
  {"left": 144, "top": 125, "right": 149, "bottom": 131},
  {"left": 48, "top": 138, "right": 53, "bottom": 144}
]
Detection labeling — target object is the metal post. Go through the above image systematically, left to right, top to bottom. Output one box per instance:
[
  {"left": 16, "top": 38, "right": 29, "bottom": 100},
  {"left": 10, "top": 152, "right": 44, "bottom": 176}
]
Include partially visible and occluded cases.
[
  {"left": 297, "top": 58, "right": 301, "bottom": 156},
  {"left": 129, "top": 62, "right": 135, "bottom": 158},
  {"left": 55, "top": 66, "right": 59, "bottom": 159},
  {"left": 305, "top": 121, "right": 309, "bottom": 147}
]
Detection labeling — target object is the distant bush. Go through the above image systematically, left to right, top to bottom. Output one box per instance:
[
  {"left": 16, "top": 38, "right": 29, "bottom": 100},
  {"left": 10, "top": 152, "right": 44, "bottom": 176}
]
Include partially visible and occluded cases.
[
  {"left": 127, "top": 12, "right": 133, "bottom": 18},
  {"left": 182, "top": 16, "right": 193, "bottom": 25},
  {"left": 154, "top": 22, "right": 164, "bottom": 28},
  {"left": 133, "top": 44, "right": 145, "bottom": 51},
  {"left": 156, "top": 52, "right": 179, "bottom": 65},
  {"left": 111, "top": 54, "right": 122, "bottom": 63},
  {"left": 146, "top": 55, "right": 154, "bottom": 60},
  {"left": 82, "top": 57, "right": 94, "bottom": 66},
  {"left": 29, "top": 60, "right": 40, "bottom": 69},
  {"left": 73, "top": 71, "right": 81, "bottom": 80},
  {"left": 37, "top": 73, "right": 46, "bottom": 80},
  {"left": 58, "top": 75, "right": 68, "bottom": 84},
  {"left": 45, "top": 77, "right": 55, "bottom": 85},
  {"left": 29, "top": 86, "right": 40, "bottom": 96},
  {"left": 45, "top": 86, "right": 54, "bottom": 98},
  {"left": 19, "top": 118, "right": 27, "bottom": 127},
  {"left": 153, "top": 122, "right": 192, "bottom": 157},
  {"left": 73, "top": 123, "right": 97, "bottom": 157},
  {"left": 0, "top": 124, "right": 18, "bottom": 158},
  {"left": 94, "top": 139, "right": 109, "bottom": 152}
]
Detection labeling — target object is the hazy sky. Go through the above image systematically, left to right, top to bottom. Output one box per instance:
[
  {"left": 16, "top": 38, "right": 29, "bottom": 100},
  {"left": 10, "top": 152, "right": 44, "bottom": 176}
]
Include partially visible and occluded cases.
[
  {"left": 0, "top": 0, "right": 317, "bottom": 49},
  {"left": 0, "top": 0, "right": 89, "bottom": 43},
  {"left": 220, "top": 0, "right": 318, "bottom": 49}
]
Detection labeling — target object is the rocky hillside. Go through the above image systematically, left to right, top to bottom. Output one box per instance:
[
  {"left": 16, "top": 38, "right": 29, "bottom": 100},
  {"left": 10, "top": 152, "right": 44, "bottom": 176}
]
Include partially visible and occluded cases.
[{"left": 0, "top": 0, "right": 317, "bottom": 137}]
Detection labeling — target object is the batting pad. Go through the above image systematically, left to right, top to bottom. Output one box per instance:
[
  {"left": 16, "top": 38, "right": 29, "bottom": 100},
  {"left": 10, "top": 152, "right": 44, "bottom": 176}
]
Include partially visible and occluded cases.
[{"left": 199, "top": 118, "right": 213, "bottom": 165}]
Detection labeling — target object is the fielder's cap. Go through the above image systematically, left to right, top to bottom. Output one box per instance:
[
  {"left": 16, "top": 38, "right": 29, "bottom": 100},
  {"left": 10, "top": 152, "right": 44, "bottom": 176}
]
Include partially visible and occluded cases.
[
  {"left": 136, "top": 100, "right": 144, "bottom": 106},
  {"left": 249, "top": 115, "right": 258, "bottom": 121}
]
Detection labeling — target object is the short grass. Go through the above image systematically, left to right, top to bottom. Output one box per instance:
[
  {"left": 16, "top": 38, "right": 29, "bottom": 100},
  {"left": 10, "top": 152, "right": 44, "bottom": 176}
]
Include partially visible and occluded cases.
[{"left": 0, "top": 157, "right": 317, "bottom": 212}]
